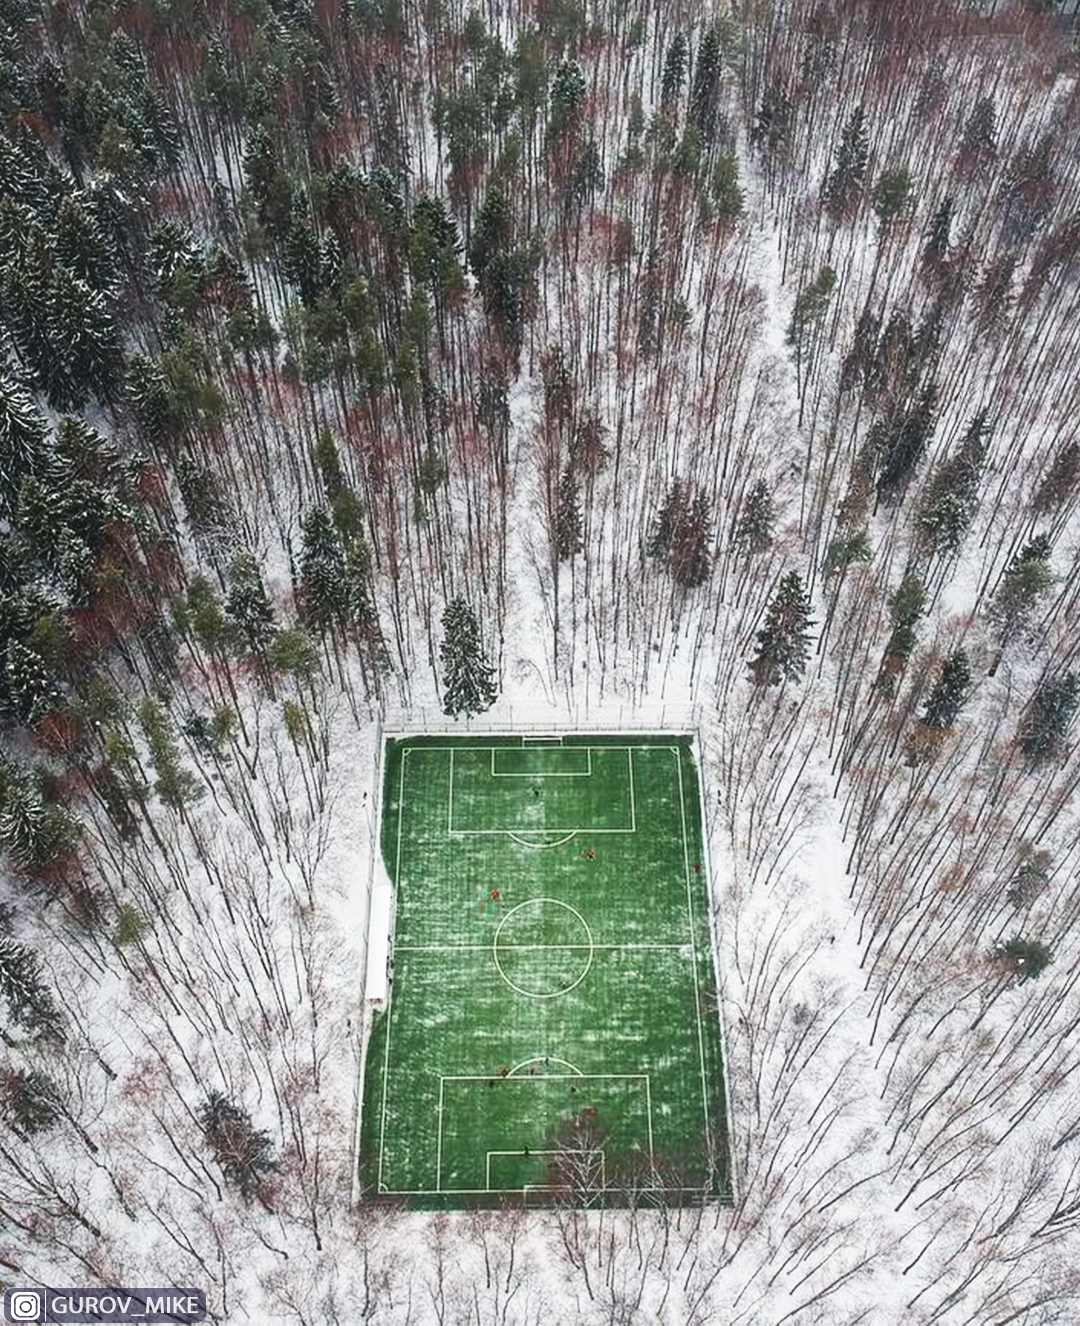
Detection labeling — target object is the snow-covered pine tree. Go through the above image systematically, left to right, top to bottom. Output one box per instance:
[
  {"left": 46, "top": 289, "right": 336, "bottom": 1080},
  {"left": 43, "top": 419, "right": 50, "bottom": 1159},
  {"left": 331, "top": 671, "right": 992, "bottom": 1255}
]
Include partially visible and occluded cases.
[
  {"left": 689, "top": 23, "right": 724, "bottom": 148},
  {"left": 660, "top": 34, "right": 688, "bottom": 110},
  {"left": 548, "top": 60, "right": 587, "bottom": 151},
  {"left": 750, "top": 84, "right": 793, "bottom": 156},
  {"left": 957, "top": 95, "right": 997, "bottom": 174},
  {"left": 823, "top": 104, "right": 868, "bottom": 220},
  {"left": 871, "top": 167, "right": 915, "bottom": 233},
  {"left": 283, "top": 190, "right": 325, "bottom": 306},
  {"left": 55, "top": 192, "right": 117, "bottom": 293},
  {"left": 409, "top": 194, "right": 464, "bottom": 303},
  {"left": 920, "top": 196, "right": 955, "bottom": 282},
  {"left": 46, "top": 265, "right": 125, "bottom": 407},
  {"left": 787, "top": 265, "right": 836, "bottom": 358},
  {"left": 0, "top": 371, "right": 50, "bottom": 517},
  {"left": 875, "top": 383, "right": 938, "bottom": 505},
  {"left": 915, "top": 411, "right": 990, "bottom": 559},
  {"left": 1032, "top": 440, "right": 1080, "bottom": 516},
  {"left": 175, "top": 454, "right": 237, "bottom": 567},
  {"left": 555, "top": 463, "right": 583, "bottom": 561},
  {"left": 647, "top": 478, "right": 685, "bottom": 561},
  {"left": 734, "top": 478, "right": 775, "bottom": 555},
  {"left": 670, "top": 489, "right": 713, "bottom": 589},
  {"left": 299, "top": 507, "right": 350, "bottom": 633},
  {"left": 988, "top": 534, "right": 1055, "bottom": 672},
  {"left": 226, "top": 552, "right": 276, "bottom": 652},
  {"left": 749, "top": 571, "right": 815, "bottom": 685},
  {"left": 874, "top": 574, "right": 927, "bottom": 697},
  {"left": 440, "top": 596, "right": 497, "bottom": 718},
  {"left": 3, "top": 639, "right": 62, "bottom": 726},
  {"left": 904, "top": 647, "right": 971, "bottom": 765},
  {"left": 920, "top": 649, "right": 972, "bottom": 729},
  {"left": 1017, "top": 672, "right": 1080, "bottom": 766},
  {"left": 137, "top": 698, "right": 204, "bottom": 814},
  {"left": 0, "top": 935, "right": 64, "bottom": 1042},
  {"left": 991, "top": 936, "right": 1053, "bottom": 984},
  {"left": 0, "top": 1067, "right": 63, "bottom": 1136},
  {"left": 199, "top": 1091, "right": 277, "bottom": 1201}
]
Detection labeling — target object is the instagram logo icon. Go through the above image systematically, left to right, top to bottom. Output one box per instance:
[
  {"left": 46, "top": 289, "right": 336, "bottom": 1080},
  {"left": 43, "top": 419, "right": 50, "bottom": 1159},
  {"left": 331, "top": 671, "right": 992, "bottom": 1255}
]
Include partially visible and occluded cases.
[{"left": 5, "top": 1289, "right": 42, "bottom": 1320}]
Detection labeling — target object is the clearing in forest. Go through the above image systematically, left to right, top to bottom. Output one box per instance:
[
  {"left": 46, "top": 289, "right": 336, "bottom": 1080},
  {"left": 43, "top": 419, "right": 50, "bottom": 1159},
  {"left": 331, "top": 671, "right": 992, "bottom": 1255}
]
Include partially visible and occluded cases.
[{"left": 359, "top": 734, "right": 732, "bottom": 1209}]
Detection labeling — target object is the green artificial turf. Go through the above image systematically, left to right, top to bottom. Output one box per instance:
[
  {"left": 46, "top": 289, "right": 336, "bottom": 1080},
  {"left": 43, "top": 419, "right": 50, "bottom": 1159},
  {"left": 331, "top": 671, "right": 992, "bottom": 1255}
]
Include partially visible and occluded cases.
[{"left": 358, "top": 735, "right": 732, "bottom": 1209}]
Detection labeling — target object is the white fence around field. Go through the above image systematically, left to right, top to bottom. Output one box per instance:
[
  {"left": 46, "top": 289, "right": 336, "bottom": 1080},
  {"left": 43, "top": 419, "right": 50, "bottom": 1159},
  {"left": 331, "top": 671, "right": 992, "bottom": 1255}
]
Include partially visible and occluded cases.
[
  {"left": 379, "top": 700, "right": 707, "bottom": 736},
  {"left": 350, "top": 704, "right": 741, "bottom": 1205}
]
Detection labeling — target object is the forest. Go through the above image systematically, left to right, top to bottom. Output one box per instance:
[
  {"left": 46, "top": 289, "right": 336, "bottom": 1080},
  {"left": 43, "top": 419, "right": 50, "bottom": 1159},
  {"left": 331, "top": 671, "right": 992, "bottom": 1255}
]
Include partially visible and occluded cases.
[{"left": 2, "top": 0, "right": 1080, "bottom": 1319}]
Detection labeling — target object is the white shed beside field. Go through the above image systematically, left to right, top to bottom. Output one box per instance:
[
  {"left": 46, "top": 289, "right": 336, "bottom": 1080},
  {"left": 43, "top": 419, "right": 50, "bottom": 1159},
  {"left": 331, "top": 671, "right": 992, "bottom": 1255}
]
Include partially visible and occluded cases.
[{"left": 365, "top": 876, "right": 394, "bottom": 1006}]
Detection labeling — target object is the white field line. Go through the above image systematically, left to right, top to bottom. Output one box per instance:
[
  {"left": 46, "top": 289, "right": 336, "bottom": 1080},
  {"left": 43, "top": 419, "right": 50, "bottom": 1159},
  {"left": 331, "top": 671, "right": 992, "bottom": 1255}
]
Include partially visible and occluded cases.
[
  {"left": 378, "top": 739, "right": 714, "bottom": 1199},
  {"left": 376, "top": 747, "right": 408, "bottom": 1192},
  {"left": 628, "top": 747, "right": 636, "bottom": 832},
  {"left": 447, "top": 748, "right": 454, "bottom": 833},
  {"left": 489, "top": 748, "right": 592, "bottom": 776},
  {"left": 675, "top": 749, "right": 712, "bottom": 1141},
  {"left": 452, "top": 826, "right": 634, "bottom": 835},
  {"left": 506, "top": 830, "right": 578, "bottom": 848},
  {"left": 394, "top": 942, "right": 684, "bottom": 951},
  {"left": 508, "top": 1055, "right": 583, "bottom": 1075},
  {"left": 441, "top": 1071, "right": 650, "bottom": 1082},
  {"left": 439, "top": 1075, "right": 649, "bottom": 1193},
  {"left": 645, "top": 1075, "right": 655, "bottom": 1159},
  {"left": 436, "top": 1077, "right": 444, "bottom": 1192},
  {"left": 486, "top": 1149, "right": 604, "bottom": 1189},
  {"left": 382, "top": 1185, "right": 709, "bottom": 1197}
]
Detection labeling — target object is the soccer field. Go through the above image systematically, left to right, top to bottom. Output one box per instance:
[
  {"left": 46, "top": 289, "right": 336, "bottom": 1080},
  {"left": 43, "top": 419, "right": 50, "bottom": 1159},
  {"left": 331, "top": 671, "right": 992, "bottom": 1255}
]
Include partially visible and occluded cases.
[{"left": 358, "top": 734, "right": 733, "bottom": 1209}]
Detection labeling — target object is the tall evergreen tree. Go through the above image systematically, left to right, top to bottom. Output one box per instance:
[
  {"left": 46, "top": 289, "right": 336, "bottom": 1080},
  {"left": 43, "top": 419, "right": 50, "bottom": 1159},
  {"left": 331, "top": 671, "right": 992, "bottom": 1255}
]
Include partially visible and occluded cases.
[
  {"left": 689, "top": 23, "right": 724, "bottom": 146},
  {"left": 660, "top": 34, "right": 688, "bottom": 109},
  {"left": 750, "top": 84, "right": 793, "bottom": 156},
  {"left": 957, "top": 96, "right": 997, "bottom": 173},
  {"left": 823, "top": 105, "right": 868, "bottom": 220},
  {"left": 871, "top": 168, "right": 915, "bottom": 233},
  {"left": 921, "top": 197, "right": 955, "bottom": 281},
  {"left": 46, "top": 265, "right": 125, "bottom": 407},
  {"left": 0, "top": 372, "right": 50, "bottom": 518},
  {"left": 875, "top": 384, "right": 938, "bottom": 505},
  {"left": 916, "top": 411, "right": 990, "bottom": 559},
  {"left": 1033, "top": 441, "right": 1080, "bottom": 516},
  {"left": 555, "top": 463, "right": 583, "bottom": 561},
  {"left": 734, "top": 479, "right": 775, "bottom": 555},
  {"left": 670, "top": 489, "right": 712, "bottom": 589},
  {"left": 299, "top": 507, "right": 350, "bottom": 633},
  {"left": 988, "top": 534, "right": 1054, "bottom": 670},
  {"left": 226, "top": 552, "right": 276, "bottom": 652},
  {"left": 749, "top": 572, "right": 815, "bottom": 685},
  {"left": 874, "top": 575, "right": 926, "bottom": 697},
  {"left": 440, "top": 597, "right": 497, "bottom": 718},
  {"left": 920, "top": 649, "right": 972, "bottom": 729},
  {"left": 1018, "top": 672, "right": 1080, "bottom": 766},
  {"left": 0, "top": 936, "right": 64, "bottom": 1042},
  {"left": 991, "top": 936, "right": 1052, "bottom": 984},
  {"left": 0, "top": 1067, "right": 63, "bottom": 1137},
  {"left": 199, "top": 1091, "right": 277, "bottom": 1201}
]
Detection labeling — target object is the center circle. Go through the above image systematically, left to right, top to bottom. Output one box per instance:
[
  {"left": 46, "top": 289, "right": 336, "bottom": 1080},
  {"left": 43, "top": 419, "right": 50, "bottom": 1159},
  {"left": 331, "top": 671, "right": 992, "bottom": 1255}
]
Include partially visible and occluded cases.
[{"left": 493, "top": 898, "right": 594, "bottom": 999}]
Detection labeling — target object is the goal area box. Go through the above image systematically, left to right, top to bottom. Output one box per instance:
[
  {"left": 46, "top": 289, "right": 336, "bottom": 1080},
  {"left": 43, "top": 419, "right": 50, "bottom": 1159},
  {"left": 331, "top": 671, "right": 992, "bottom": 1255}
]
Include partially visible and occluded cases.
[{"left": 357, "top": 733, "right": 733, "bottom": 1210}]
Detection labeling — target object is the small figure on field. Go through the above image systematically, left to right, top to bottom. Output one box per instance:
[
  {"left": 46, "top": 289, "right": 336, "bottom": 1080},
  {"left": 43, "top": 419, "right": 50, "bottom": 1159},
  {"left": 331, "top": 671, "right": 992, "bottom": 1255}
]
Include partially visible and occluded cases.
[
  {"left": 582, "top": 847, "right": 595, "bottom": 860},
  {"left": 693, "top": 863, "right": 701, "bottom": 873},
  {"left": 491, "top": 889, "right": 499, "bottom": 900}
]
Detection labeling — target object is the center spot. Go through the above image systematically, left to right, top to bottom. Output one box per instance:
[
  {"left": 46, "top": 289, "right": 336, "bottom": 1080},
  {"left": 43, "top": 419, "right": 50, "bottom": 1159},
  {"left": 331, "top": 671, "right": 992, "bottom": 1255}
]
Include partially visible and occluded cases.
[{"left": 493, "top": 898, "right": 594, "bottom": 998}]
